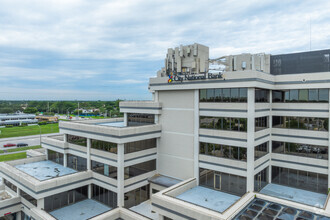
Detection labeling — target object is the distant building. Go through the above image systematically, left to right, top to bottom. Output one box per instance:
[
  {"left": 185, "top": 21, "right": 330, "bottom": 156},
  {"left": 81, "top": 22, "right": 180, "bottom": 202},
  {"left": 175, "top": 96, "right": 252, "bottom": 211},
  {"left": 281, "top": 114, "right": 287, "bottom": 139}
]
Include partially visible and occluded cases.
[
  {"left": 0, "top": 113, "right": 37, "bottom": 126},
  {"left": 35, "top": 115, "right": 58, "bottom": 122}
]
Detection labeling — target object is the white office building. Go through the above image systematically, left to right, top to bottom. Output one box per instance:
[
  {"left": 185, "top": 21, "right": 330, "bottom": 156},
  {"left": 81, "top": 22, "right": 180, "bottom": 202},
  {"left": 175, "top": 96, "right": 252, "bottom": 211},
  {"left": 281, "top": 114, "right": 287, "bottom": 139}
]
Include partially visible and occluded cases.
[{"left": 0, "top": 44, "right": 330, "bottom": 219}]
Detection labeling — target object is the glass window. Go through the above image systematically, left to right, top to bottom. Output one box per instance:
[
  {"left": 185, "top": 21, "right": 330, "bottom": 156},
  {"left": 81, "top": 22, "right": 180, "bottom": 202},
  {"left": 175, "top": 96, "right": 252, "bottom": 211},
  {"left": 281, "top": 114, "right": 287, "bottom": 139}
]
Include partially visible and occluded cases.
[
  {"left": 231, "top": 88, "right": 239, "bottom": 102},
  {"left": 239, "top": 88, "right": 247, "bottom": 102},
  {"left": 199, "top": 89, "right": 207, "bottom": 102},
  {"left": 206, "top": 89, "right": 215, "bottom": 102},
  {"left": 214, "top": 89, "right": 222, "bottom": 102},
  {"left": 222, "top": 89, "right": 230, "bottom": 102},
  {"left": 255, "top": 89, "right": 269, "bottom": 102},
  {"left": 299, "top": 89, "right": 308, "bottom": 102},
  {"left": 309, "top": 89, "right": 318, "bottom": 102},
  {"left": 319, "top": 89, "right": 329, "bottom": 102},
  {"left": 272, "top": 90, "right": 284, "bottom": 102},
  {"left": 289, "top": 90, "right": 298, "bottom": 102},
  {"left": 128, "top": 113, "right": 154, "bottom": 126},
  {"left": 200, "top": 116, "right": 247, "bottom": 132},
  {"left": 255, "top": 117, "right": 268, "bottom": 131},
  {"left": 67, "top": 135, "right": 87, "bottom": 147},
  {"left": 124, "top": 138, "right": 156, "bottom": 154},
  {"left": 91, "top": 139, "right": 117, "bottom": 154},
  {"left": 200, "top": 142, "right": 247, "bottom": 161},
  {"left": 255, "top": 142, "right": 269, "bottom": 160},
  {"left": 48, "top": 150, "right": 64, "bottom": 165},
  {"left": 67, "top": 154, "right": 87, "bottom": 171},
  {"left": 92, "top": 160, "right": 117, "bottom": 179},
  {"left": 124, "top": 160, "right": 156, "bottom": 179},
  {"left": 3, "top": 179, "right": 17, "bottom": 193},
  {"left": 92, "top": 184, "right": 117, "bottom": 208},
  {"left": 124, "top": 185, "right": 150, "bottom": 208},
  {"left": 21, "top": 190, "right": 37, "bottom": 206}
]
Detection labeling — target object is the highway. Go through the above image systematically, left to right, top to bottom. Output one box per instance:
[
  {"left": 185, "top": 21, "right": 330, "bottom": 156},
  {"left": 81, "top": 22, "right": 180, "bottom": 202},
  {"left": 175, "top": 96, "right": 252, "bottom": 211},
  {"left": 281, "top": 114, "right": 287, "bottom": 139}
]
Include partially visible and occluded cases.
[{"left": 0, "top": 133, "right": 59, "bottom": 150}]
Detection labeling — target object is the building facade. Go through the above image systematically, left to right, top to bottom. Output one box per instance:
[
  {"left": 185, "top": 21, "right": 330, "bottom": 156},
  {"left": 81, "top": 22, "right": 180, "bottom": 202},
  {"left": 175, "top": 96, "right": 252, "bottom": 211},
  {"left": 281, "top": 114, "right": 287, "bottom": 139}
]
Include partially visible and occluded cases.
[{"left": 0, "top": 44, "right": 330, "bottom": 219}]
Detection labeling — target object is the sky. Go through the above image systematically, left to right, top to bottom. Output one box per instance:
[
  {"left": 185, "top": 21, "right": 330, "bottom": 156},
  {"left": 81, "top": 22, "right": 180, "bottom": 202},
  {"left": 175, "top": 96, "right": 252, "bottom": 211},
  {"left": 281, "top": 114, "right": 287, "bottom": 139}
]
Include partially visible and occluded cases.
[{"left": 0, "top": 0, "right": 330, "bottom": 101}]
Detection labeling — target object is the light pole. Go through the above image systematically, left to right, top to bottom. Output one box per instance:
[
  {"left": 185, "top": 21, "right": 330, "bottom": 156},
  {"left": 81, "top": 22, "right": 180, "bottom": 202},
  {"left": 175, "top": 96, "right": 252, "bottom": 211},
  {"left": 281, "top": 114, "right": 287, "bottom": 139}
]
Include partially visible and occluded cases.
[
  {"left": 67, "top": 107, "right": 73, "bottom": 119},
  {"left": 36, "top": 124, "right": 41, "bottom": 146}
]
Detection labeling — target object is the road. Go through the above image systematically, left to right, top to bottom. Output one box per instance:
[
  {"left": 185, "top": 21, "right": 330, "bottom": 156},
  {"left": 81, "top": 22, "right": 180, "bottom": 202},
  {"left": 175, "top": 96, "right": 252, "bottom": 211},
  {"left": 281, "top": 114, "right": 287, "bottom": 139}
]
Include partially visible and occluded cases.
[{"left": 0, "top": 133, "right": 59, "bottom": 150}]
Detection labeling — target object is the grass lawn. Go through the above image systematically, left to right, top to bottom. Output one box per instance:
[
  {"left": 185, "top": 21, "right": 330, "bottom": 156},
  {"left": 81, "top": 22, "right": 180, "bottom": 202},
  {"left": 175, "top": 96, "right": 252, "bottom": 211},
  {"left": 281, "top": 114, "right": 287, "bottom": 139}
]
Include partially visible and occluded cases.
[
  {"left": 0, "top": 124, "right": 59, "bottom": 139},
  {"left": 0, "top": 145, "right": 41, "bottom": 154},
  {"left": 0, "top": 152, "right": 26, "bottom": 162}
]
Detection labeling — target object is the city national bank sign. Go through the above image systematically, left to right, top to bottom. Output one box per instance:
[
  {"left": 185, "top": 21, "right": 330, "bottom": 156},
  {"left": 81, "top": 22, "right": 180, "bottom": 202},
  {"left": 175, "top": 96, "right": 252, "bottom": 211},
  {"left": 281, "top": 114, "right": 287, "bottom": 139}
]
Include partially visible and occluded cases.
[{"left": 168, "top": 72, "right": 223, "bottom": 83}]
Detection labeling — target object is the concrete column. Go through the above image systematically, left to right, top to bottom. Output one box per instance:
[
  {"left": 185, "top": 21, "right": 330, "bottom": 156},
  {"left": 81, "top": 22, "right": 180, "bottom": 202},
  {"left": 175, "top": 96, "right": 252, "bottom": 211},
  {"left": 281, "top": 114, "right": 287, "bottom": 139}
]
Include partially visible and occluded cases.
[
  {"left": 246, "top": 88, "right": 255, "bottom": 192},
  {"left": 194, "top": 89, "right": 199, "bottom": 184},
  {"left": 328, "top": 89, "right": 330, "bottom": 189},
  {"left": 268, "top": 90, "right": 272, "bottom": 184},
  {"left": 154, "top": 91, "right": 159, "bottom": 102},
  {"left": 124, "top": 113, "right": 128, "bottom": 126},
  {"left": 155, "top": 115, "right": 159, "bottom": 124},
  {"left": 64, "top": 134, "right": 68, "bottom": 142},
  {"left": 87, "top": 138, "right": 91, "bottom": 170},
  {"left": 117, "top": 144, "right": 125, "bottom": 207},
  {"left": 45, "top": 148, "right": 49, "bottom": 160},
  {"left": 63, "top": 153, "right": 67, "bottom": 167},
  {"left": 88, "top": 184, "right": 92, "bottom": 199},
  {"left": 17, "top": 188, "right": 21, "bottom": 197},
  {"left": 37, "top": 198, "right": 44, "bottom": 209},
  {"left": 16, "top": 211, "right": 21, "bottom": 219},
  {"left": 158, "top": 214, "right": 164, "bottom": 220}
]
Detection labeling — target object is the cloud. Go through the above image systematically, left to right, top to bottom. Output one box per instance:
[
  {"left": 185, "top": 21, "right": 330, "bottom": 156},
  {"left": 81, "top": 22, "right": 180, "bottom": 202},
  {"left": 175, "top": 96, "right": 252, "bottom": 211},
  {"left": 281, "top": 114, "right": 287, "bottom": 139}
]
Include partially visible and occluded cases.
[{"left": 0, "top": 0, "right": 330, "bottom": 99}]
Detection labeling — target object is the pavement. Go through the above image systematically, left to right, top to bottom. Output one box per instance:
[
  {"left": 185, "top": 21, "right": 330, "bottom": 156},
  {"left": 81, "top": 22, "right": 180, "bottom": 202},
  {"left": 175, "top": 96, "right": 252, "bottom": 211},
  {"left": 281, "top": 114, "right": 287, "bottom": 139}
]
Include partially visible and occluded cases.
[{"left": 0, "top": 133, "right": 59, "bottom": 150}]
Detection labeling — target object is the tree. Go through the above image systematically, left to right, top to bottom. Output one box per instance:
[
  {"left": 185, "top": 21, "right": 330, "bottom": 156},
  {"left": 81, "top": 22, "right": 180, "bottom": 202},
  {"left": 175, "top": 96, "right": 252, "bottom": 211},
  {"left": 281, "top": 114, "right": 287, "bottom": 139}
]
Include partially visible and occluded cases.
[{"left": 24, "top": 107, "right": 38, "bottom": 114}]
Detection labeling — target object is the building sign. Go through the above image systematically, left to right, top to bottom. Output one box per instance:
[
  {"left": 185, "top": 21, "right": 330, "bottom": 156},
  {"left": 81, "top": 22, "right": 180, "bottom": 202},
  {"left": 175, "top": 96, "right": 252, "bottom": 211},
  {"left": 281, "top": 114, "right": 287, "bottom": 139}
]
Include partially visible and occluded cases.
[{"left": 168, "top": 72, "right": 223, "bottom": 83}]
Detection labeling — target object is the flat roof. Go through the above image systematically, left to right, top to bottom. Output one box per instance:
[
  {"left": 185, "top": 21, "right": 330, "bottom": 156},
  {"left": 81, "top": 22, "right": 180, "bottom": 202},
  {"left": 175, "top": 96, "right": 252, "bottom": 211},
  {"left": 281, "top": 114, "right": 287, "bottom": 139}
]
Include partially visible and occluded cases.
[
  {"left": 96, "top": 121, "right": 126, "bottom": 127},
  {"left": 15, "top": 160, "right": 77, "bottom": 181},
  {"left": 149, "top": 175, "right": 181, "bottom": 187},
  {"left": 260, "top": 183, "right": 327, "bottom": 208},
  {"left": 176, "top": 186, "right": 240, "bottom": 213},
  {"left": 234, "top": 198, "right": 330, "bottom": 220},
  {"left": 49, "top": 199, "right": 111, "bottom": 220},
  {"left": 130, "top": 200, "right": 158, "bottom": 219}
]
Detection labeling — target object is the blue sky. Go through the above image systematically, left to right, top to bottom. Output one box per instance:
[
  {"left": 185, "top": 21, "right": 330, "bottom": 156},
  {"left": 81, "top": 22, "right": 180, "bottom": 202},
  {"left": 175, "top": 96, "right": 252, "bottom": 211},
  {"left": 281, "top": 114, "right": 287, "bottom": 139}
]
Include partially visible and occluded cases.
[{"left": 0, "top": 0, "right": 330, "bottom": 100}]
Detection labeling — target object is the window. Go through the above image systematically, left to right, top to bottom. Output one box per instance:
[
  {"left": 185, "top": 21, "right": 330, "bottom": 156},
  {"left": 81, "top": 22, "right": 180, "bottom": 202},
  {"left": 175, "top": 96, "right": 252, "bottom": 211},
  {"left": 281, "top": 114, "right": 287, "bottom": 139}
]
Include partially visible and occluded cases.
[
  {"left": 199, "top": 88, "right": 247, "bottom": 103},
  {"left": 255, "top": 89, "right": 269, "bottom": 102},
  {"left": 272, "top": 89, "right": 329, "bottom": 103},
  {"left": 127, "top": 113, "right": 154, "bottom": 126},
  {"left": 200, "top": 116, "right": 247, "bottom": 132},
  {"left": 272, "top": 116, "right": 328, "bottom": 131},
  {"left": 255, "top": 117, "right": 268, "bottom": 131},
  {"left": 67, "top": 135, "right": 87, "bottom": 147},
  {"left": 124, "top": 138, "right": 156, "bottom": 154},
  {"left": 91, "top": 139, "right": 117, "bottom": 154},
  {"left": 272, "top": 141, "right": 328, "bottom": 160},
  {"left": 200, "top": 142, "right": 247, "bottom": 161},
  {"left": 254, "top": 142, "right": 269, "bottom": 160},
  {"left": 48, "top": 150, "right": 63, "bottom": 165},
  {"left": 67, "top": 154, "right": 87, "bottom": 171},
  {"left": 92, "top": 160, "right": 117, "bottom": 179},
  {"left": 124, "top": 160, "right": 156, "bottom": 179},
  {"left": 272, "top": 166, "right": 327, "bottom": 194},
  {"left": 254, "top": 167, "right": 268, "bottom": 192},
  {"left": 199, "top": 168, "right": 246, "bottom": 196},
  {"left": 3, "top": 179, "right": 17, "bottom": 193},
  {"left": 92, "top": 184, "right": 117, "bottom": 208},
  {"left": 124, "top": 185, "right": 149, "bottom": 208},
  {"left": 44, "top": 186, "right": 88, "bottom": 212},
  {"left": 21, "top": 190, "right": 37, "bottom": 206}
]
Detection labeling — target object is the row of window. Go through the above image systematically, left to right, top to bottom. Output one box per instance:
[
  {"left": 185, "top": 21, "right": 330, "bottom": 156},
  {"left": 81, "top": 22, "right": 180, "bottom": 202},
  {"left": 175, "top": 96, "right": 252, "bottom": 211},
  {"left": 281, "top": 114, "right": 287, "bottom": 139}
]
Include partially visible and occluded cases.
[
  {"left": 199, "top": 88, "right": 329, "bottom": 103},
  {"left": 200, "top": 88, "right": 247, "bottom": 103},
  {"left": 273, "top": 89, "right": 329, "bottom": 103},
  {"left": 127, "top": 113, "right": 154, "bottom": 126},
  {"left": 273, "top": 116, "right": 328, "bottom": 131},
  {"left": 200, "top": 117, "right": 247, "bottom": 131},
  {"left": 66, "top": 135, "right": 157, "bottom": 154},
  {"left": 272, "top": 141, "right": 328, "bottom": 160},
  {"left": 200, "top": 142, "right": 247, "bottom": 161},
  {"left": 255, "top": 142, "right": 269, "bottom": 160},
  {"left": 124, "top": 159, "right": 156, "bottom": 180},
  {"left": 92, "top": 160, "right": 117, "bottom": 179},
  {"left": 199, "top": 168, "right": 247, "bottom": 196},
  {"left": 92, "top": 184, "right": 117, "bottom": 208},
  {"left": 124, "top": 184, "right": 150, "bottom": 208}
]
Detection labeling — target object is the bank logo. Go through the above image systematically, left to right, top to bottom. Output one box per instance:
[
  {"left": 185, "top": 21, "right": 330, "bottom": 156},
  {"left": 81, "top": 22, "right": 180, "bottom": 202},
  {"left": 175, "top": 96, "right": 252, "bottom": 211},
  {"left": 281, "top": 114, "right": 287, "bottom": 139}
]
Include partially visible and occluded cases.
[{"left": 168, "top": 72, "right": 173, "bottom": 83}]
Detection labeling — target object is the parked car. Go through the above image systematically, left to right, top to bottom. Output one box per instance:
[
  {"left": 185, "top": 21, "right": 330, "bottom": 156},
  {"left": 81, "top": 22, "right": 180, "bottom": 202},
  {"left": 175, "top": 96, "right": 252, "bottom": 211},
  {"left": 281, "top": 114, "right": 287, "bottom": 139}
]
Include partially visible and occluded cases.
[
  {"left": 3, "top": 143, "right": 16, "bottom": 147},
  {"left": 17, "top": 143, "right": 28, "bottom": 147}
]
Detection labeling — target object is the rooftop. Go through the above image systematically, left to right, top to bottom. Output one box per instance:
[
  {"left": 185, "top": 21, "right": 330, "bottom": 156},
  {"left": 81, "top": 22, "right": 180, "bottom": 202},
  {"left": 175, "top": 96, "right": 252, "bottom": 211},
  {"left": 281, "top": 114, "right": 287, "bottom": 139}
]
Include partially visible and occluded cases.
[
  {"left": 96, "top": 121, "right": 126, "bottom": 127},
  {"left": 15, "top": 160, "right": 77, "bottom": 181},
  {"left": 149, "top": 175, "right": 181, "bottom": 187},
  {"left": 260, "top": 183, "right": 327, "bottom": 208},
  {"left": 175, "top": 186, "right": 240, "bottom": 213},
  {"left": 234, "top": 198, "right": 330, "bottom": 220},
  {"left": 49, "top": 199, "right": 111, "bottom": 220},
  {"left": 130, "top": 200, "right": 158, "bottom": 219}
]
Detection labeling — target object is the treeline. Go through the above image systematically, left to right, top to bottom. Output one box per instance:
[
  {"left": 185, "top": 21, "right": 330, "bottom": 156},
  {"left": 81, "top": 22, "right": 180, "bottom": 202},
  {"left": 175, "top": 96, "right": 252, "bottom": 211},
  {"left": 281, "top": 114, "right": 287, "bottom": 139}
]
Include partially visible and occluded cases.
[{"left": 0, "top": 100, "right": 122, "bottom": 116}]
